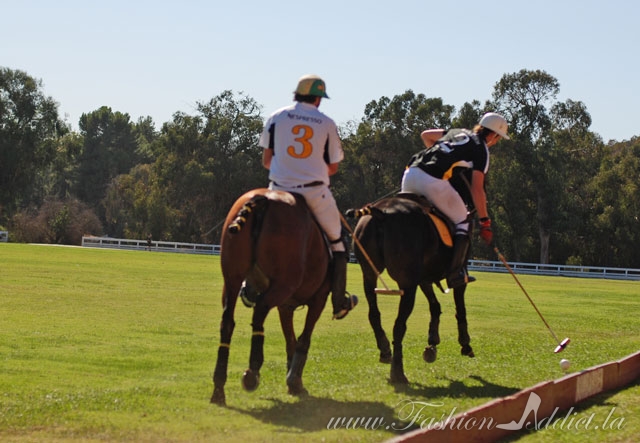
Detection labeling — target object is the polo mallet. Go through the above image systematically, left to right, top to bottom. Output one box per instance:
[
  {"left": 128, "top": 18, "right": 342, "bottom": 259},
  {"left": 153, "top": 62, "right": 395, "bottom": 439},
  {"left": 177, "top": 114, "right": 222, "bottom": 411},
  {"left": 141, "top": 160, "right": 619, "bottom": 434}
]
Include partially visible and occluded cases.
[
  {"left": 339, "top": 213, "right": 403, "bottom": 296},
  {"left": 494, "top": 247, "right": 570, "bottom": 353}
]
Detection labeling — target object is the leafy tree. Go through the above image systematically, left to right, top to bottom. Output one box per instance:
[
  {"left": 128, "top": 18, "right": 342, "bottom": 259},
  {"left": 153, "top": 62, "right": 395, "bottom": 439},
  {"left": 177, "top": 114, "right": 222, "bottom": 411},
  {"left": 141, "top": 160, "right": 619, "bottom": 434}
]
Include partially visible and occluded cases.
[
  {"left": 0, "top": 67, "right": 67, "bottom": 223},
  {"left": 490, "top": 70, "right": 606, "bottom": 264},
  {"left": 491, "top": 70, "right": 566, "bottom": 263},
  {"left": 117, "top": 91, "right": 266, "bottom": 243},
  {"left": 339, "top": 91, "right": 455, "bottom": 210},
  {"left": 452, "top": 100, "right": 484, "bottom": 129},
  {"left": 549, "top": 100, "right": 604, "bottom": 264},
  {"left": 75, "top": 106, "right": 141, "bottom": 214},
  {"left": 37, "top": 131, "right": 84, "bottom": 202},
  {"left": 586, "top": 138, "right": 640, "bottom": 267},
  {"left": 102, "top": 164, "right": 178, "bottom": 240},
  {"left": 9, "top": 198, "right": 102, "bottom": 245}
]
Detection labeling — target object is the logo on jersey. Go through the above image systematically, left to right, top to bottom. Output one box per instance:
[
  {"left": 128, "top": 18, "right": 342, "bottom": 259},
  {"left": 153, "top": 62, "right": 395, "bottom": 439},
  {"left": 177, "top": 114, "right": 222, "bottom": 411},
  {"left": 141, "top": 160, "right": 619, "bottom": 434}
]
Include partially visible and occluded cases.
[{"left": 287, "top": 112, "right": 323, "bottom": 124}]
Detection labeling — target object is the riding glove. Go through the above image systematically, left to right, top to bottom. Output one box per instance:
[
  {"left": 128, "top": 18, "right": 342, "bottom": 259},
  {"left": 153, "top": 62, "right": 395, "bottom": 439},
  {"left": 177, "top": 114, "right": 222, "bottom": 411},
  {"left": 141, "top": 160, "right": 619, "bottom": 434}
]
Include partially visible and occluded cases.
[{"left": 479, "top": 217, "right": 493, "bottom": 246}]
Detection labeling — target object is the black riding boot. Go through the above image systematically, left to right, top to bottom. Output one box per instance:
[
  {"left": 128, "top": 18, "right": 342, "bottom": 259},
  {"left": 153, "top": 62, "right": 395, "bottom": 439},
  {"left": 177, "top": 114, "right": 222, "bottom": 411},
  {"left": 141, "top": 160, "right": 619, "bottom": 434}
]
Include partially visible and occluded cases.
[
  {"left": 446, "top": 234, "right": 475, "bottom": 290},
  {"left": 331, "top": 251, "right": 358, "bottom": 320}
]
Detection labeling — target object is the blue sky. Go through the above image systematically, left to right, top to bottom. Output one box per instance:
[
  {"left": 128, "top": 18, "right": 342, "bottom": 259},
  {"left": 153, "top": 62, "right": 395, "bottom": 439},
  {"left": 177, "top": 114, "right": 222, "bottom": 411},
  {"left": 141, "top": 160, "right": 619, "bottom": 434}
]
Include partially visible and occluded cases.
[{"left": 3, "top": 0, "right": 638, "bottom": 142}]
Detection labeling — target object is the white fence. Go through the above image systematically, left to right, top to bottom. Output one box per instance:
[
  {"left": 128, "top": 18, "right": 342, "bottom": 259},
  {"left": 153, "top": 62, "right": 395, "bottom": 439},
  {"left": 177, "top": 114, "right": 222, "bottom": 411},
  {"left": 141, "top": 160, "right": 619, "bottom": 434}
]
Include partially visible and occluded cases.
[
  {"left": 81, "top": 236, "right": 640, "bottom": 281},
  {"left": 81, "top": 236, "right": 220, "bottom": 255},
  {"left": 468, "top": 259, "right": 640, "bottom": 281}
]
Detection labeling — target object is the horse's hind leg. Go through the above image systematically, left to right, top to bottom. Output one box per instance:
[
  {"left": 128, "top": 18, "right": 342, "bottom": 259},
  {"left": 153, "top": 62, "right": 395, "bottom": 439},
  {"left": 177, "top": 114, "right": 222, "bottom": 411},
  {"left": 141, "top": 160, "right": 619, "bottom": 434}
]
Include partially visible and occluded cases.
[
  {"left": 420, "top": 283, "right": 441, "bottom": 363},
  {"left": 211, "top": 284, "right": 238, "bottom": 406},
  {"left": 453, "top": 286, "right": 474, "bottom": 358},
  {"left": 285, "top": 298, "right": 324, "bottom": 396},
  {"left": 242, "top": 302, "right": 271, "bottom": 392},
  {"left": 278, "top": 305, "right": 297, "bottom": 373}
]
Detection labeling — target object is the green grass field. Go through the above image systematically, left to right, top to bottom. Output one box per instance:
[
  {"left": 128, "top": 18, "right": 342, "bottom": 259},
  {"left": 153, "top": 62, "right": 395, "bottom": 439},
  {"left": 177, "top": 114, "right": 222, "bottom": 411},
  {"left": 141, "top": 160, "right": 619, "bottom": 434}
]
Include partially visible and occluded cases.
[{"left": 0, "top": 243, "right": 638, "bottom": 442}]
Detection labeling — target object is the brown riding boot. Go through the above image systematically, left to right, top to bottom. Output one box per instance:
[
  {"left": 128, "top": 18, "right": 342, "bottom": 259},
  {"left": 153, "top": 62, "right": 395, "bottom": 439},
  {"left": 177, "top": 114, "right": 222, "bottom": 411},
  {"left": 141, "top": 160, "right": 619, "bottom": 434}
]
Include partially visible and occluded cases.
[
  {"left": 446, "top": 234, "right": 476, "bottom": 290},
  {"left": 331, "top": 251, "right": 358, "bottom": 320}
]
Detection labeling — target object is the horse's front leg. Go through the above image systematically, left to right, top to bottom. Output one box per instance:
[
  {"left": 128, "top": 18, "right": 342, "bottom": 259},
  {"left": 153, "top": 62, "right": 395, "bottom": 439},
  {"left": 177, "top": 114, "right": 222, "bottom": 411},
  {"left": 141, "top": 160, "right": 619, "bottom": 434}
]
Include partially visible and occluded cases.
[
  {"left": 363, "top": 273, "right": 392, "bottom": 363},
  {"left": 420, "top": 283, "right": 441, "bottom": 363},
  {"left": 211, "top": 285, "right": 238, "bottom": 406},
  {"left": 390, "top": 286, "right": 417, "bottom": 384},
  {"left": 453, "top": 286, "right": 474, "bottom": 357},
  {"left": 286, "top": 295, "right": 325, "bottom": 396},
  {"left": 242, "top": 302, "right": 271, "bottom": 392}
]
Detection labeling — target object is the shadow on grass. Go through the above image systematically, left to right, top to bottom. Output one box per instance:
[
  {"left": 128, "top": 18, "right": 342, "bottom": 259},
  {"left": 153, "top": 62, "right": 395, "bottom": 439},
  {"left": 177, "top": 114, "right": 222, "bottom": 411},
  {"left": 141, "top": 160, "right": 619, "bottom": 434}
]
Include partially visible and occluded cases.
[
  {"left": 226, "top": 374, "right": 520, "bottom": 434},
  {"left": 394, "top": 374, "right": 520, "bottom": 399},
  {"left": 228, "top": 395, "right": 399, "bottom": 433}
]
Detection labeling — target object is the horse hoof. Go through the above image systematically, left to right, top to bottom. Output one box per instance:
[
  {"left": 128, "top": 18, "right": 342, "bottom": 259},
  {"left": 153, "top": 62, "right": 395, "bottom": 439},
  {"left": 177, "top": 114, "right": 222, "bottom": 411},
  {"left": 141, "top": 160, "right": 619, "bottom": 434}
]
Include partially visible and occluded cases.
[
  {"left": 461, "top": 345, "right": 475, "bottom": 358},
  {"left": 423, "top": 346, "right": 437, "bottom": 363},
  {"left": 379, "top": 352, "right": 392, "bottom": 364},
  {"left": 242, "top": 369, "right": 260, "bottom": 392},
  {"left": 390, "top": 369, "right": 409, "bottom": 385},
  {"left": 287, "top": 379, "right": 308, "bottom": 396},
  {"left": 288, "top": 386, "right": 309, "bottom": 397},
  {"left": 210, "top": 388, "right": 226, "bottom": 406}
]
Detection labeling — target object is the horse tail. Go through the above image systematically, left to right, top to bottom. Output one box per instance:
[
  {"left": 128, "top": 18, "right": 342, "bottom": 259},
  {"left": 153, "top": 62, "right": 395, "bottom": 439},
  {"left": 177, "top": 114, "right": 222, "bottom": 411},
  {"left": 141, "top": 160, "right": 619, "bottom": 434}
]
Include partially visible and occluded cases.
[
  {"left": 228, "top": 195, "right": 268, "bottom": 234},
  {"left": 345, "top": 205, "right": 384, "bottom": 220}
]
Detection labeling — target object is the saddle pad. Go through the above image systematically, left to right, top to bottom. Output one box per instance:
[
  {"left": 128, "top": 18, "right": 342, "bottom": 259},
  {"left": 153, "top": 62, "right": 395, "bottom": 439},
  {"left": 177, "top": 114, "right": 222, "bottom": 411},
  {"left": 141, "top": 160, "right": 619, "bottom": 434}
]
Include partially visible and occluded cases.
[
  {"left": 396, "top": 193, "right": 453, "bottom": 247},
  {"left": 427, "top": 212, "right": 453, "bottom": 247}
]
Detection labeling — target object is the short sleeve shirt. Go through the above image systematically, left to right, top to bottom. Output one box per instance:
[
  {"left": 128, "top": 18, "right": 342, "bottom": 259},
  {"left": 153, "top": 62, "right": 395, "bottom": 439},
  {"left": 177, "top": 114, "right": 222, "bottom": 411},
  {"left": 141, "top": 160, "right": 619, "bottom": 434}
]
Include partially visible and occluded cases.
[
  {"left": 259, "top": 102, "right": 344, "bottom": 187},
  {"left": 408, "top": 128, "right": 489, "bottom": 180}
]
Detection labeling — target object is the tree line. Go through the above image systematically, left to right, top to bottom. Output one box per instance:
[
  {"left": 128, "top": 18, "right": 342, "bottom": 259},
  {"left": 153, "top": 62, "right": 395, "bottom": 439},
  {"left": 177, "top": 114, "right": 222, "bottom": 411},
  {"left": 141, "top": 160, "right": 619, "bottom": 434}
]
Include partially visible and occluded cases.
[{"left": 1, "top": 67, "right": 639, "bottom": 267}]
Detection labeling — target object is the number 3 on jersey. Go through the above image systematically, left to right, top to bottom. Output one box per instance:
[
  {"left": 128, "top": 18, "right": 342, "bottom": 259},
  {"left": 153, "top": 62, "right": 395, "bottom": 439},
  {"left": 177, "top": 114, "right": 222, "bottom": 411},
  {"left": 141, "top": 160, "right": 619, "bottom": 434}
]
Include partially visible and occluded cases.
[{"left": 287, "top": 124, "right": 314, "bottom": 158}]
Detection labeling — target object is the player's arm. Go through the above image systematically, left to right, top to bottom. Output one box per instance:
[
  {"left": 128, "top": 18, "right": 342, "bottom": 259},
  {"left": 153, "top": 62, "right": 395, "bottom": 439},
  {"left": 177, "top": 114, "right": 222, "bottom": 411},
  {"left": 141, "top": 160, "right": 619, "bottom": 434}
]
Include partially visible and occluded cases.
[
  {"left": 421, "top": 129, "right": 446, "bottom": 148},
  {"left": 262, "top": 148, "right": 272, "bottom": 170},
  {"left": 470, "top": 170, "right": 489, "bottom": 219}
]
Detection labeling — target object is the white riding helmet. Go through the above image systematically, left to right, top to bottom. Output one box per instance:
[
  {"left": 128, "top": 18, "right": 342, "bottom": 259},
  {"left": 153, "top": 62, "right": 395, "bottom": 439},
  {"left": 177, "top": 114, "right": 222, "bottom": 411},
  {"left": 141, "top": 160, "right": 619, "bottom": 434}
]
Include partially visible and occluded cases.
[{"left": 479, "top": 112, "right": 510, "bottom": 140}]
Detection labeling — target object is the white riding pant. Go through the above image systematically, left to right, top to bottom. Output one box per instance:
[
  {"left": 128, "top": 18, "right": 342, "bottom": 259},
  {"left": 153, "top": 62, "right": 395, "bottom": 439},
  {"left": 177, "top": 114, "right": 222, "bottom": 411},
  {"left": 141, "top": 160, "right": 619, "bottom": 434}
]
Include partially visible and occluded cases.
[
  {"left": 401, "top": 166, "right": 470, "bottom": 233},
  {"left": 268, "top": 182, "right": 345, "bottom": 252}
]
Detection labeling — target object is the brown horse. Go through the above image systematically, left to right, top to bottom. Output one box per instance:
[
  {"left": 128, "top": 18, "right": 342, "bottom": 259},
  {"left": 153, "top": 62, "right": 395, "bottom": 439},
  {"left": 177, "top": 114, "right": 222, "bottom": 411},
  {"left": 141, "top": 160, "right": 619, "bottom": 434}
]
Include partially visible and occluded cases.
[
  {"left": 211, "top": 188, "right": 332, "bottom": 406},
  {"left": 348, "top": 193, "right": 475, "bottom": 384}
]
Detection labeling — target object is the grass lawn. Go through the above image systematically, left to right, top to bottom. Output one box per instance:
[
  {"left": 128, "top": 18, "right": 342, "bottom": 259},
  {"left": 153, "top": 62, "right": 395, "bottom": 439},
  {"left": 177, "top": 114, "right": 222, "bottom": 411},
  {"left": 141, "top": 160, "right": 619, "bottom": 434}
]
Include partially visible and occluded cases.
[{"left": 0, "top": 243, "right": 638, "bottom": 442}]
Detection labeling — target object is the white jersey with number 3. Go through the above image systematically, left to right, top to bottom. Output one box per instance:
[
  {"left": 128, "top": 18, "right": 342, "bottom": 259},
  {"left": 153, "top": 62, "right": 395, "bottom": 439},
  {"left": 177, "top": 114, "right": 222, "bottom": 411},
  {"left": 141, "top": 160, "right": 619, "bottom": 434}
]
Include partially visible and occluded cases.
[{"left": 259, "top": 102, "right": 343, "bottom": 187}]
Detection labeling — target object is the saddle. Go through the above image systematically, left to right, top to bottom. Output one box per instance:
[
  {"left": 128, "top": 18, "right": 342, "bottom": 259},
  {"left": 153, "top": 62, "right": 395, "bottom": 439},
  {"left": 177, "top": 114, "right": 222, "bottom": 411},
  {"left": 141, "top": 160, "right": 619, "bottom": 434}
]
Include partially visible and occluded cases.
[{"left": 391, "top": 193, "right": 454, "bottom": 247}]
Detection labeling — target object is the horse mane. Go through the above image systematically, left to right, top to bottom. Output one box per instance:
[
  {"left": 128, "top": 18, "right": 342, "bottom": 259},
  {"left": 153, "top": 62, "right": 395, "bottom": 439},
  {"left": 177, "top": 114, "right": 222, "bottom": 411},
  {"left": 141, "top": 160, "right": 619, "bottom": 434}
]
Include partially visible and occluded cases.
[
  {"left": 228, "top": 191, "right": 307, "bottom": 234},
  {"left": 228, "top": 194, "right": 269, "bottom": 234}
]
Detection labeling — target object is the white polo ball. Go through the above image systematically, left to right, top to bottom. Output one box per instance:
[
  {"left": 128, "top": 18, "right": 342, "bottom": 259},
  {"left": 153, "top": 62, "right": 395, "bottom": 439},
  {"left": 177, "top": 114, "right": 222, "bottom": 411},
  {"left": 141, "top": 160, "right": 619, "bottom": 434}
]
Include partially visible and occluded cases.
[{"left": 559, "top": 358, "right": 571, "bottom": 370}]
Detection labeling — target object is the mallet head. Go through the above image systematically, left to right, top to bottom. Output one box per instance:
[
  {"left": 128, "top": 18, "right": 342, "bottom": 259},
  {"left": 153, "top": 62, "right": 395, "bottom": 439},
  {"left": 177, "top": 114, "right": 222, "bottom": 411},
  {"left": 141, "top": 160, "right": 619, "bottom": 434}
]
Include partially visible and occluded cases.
[{"left": 554, "top": 337, "right": 571, "bottom": 353}]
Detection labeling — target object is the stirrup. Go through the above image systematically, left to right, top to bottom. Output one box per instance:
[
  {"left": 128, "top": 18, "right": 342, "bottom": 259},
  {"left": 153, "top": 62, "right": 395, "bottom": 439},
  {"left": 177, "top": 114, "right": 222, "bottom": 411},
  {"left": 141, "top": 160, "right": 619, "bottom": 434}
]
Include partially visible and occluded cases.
[
  {"left": 446, "top": 272, "right": 475, "bottom": 290},
  {"left": 332, "top": 292, "right": 358, "bottom": 320}
]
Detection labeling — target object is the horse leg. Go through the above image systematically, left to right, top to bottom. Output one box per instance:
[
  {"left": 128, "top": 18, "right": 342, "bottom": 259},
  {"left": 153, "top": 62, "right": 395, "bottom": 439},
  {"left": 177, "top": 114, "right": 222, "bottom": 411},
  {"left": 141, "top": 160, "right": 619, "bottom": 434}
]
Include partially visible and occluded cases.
[
  {"left": 363, "top": 274, "right": 392, "bottom": 363},
  {"left": 420, "top": 283, "right": 441, "bottom": 363},
  {"left": 211, "top": 284, "right": 238, "bottom": 406},
  {"left": 390, "top": 286, "right": 417, "bottom": 384},
  {"left": 453, "top": 286, "right": 474, "bottom": 358},
  {"left": 286, "top": 297, "right": 325, "bottom": 396},
  {"left": 242, "top": 302, "right": 271, "bottom": 392},
  {"left": 277, "top": 305, "right": 297, "bottom": 373}
]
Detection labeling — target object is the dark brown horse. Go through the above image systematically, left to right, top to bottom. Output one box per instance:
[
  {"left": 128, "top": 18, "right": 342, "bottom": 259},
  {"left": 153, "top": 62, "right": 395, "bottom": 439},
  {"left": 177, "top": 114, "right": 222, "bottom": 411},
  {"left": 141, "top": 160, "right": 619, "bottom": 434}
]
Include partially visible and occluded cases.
[
  {"left": 211, "top": 188, "right": 332, "bottom": 406},
  {"left": 348, "top": 193, "right": 475, "bottom": 384}
]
